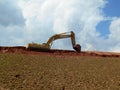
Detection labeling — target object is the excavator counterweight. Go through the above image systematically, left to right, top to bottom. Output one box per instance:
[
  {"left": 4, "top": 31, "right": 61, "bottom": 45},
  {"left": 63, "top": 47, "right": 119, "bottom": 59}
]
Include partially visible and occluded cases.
[{"left": 26, "top": 31, "right": 81, "bottom": 52}]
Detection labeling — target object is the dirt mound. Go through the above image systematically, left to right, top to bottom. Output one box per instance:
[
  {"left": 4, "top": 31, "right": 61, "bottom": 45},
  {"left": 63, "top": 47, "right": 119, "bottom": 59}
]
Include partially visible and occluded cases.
[
  {"left": 0, "top": 46, "right": 120, "bottom": 57},
  {"left": 0, "top": 46, "right": 26, "bottom": 53}
]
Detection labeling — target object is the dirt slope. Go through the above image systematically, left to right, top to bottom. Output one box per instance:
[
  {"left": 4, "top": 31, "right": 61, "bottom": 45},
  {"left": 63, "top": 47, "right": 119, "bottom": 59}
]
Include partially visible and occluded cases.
[
  {"left": 0, "top": 46, "right": 120, "bottom": 57},
  {"left": 0, "top": 46, "right": 120, "bottom": 90}
]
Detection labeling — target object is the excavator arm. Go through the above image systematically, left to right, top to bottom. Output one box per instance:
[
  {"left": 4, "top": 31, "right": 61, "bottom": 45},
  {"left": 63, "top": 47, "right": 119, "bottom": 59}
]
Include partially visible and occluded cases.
[
  {"left": 26, "top": 31, "right": 81, "bottom": 52},
  {"left": 46, "top": 31, "right": 80, "bottom": 52},
  {"left": 46, "top": 31, "right": 74, "bottom": 46}
]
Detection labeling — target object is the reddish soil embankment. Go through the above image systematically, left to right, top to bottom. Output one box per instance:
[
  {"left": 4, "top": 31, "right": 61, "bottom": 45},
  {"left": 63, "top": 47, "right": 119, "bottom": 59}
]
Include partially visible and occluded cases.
[{"left": 0, "top": 46, "right": 120, "bottom": 57}]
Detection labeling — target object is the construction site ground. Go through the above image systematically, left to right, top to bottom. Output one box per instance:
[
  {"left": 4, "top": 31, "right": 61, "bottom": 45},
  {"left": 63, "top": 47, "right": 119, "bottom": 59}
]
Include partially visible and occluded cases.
[{"left": 0, "top": 46, "right": 120, "bottom": 90}]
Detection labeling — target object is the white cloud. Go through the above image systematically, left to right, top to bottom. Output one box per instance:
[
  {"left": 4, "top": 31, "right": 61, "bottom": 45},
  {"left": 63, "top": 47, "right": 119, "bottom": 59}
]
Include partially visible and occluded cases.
[
  {"left": 0, "top": 0, "right": 120, "bottom": 52},
  {"left": 0, "top": 0, "right": 26, "bottom": 46},
  {"left": 0, "top": 0, "right": 25, "bottom": 26},
  {"left": 18, "top": 0, "right": 107, "bottom": 50},
  {"left": 108, "top": 18, "right": 120, "bottom": 52},
  {"left": 109, "top": 18, "right": 120, "bottom": 41},
  {"left": 0, "top": 24, "right": 25, "bottom": 46},
  {"left": 110, "top": 43, "right": 120, "bottom": 52}
]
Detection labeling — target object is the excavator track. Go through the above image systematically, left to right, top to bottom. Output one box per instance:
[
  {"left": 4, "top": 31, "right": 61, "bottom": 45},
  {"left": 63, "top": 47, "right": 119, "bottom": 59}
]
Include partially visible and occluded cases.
[{"left": 27, "top": 47, "right": 51, "bottom": 52}]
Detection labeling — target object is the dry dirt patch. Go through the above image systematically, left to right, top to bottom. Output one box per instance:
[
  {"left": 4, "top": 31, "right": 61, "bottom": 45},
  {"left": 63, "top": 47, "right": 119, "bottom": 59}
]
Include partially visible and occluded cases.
[{"left": 0, "top": 53, "right": 120, "bottom": 90}]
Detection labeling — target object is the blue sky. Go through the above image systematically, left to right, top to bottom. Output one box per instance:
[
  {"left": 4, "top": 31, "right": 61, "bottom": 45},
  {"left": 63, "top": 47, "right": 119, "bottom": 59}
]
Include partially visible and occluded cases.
[
  {"left": 0, "top": 0, "right": 120, "bottom": 52},
  {"left": 96, "top": 0, "right": 120, "bottom": 38},
  {"left": 104, "top": 0, "right": 120, "bottom": 17}
]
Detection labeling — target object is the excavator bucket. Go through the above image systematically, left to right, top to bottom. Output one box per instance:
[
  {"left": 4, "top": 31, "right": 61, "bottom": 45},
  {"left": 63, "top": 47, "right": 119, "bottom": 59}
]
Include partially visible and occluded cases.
[{"left": 73, "top": 44, "right": 81, "bottom": 52}]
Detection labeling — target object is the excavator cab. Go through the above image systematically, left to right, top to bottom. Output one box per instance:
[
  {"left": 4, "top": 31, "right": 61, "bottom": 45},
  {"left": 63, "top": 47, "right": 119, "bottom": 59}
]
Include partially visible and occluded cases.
[{"left": 26, "top": 31, "right": 81, "bottom": 52}]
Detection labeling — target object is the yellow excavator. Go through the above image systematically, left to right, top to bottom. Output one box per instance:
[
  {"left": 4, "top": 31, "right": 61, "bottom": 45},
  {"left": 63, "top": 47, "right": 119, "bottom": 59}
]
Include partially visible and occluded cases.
[{"left": 26, "top": 31, "right": 81, "bottom": 52}]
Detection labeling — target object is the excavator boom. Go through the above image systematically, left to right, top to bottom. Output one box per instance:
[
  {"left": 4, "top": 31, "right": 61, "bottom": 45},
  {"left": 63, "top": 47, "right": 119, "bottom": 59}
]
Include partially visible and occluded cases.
[{"left": 26, "top": 31, "right": 81, "bottom": 52}]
